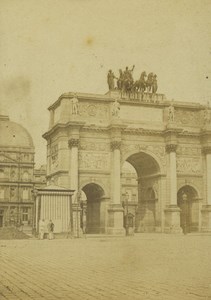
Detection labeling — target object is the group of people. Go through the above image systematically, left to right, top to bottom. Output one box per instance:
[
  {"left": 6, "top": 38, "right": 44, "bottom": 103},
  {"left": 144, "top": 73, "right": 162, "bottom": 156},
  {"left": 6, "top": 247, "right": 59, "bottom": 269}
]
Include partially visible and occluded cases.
[
  {"left": 107, "top": 66, "right": 158, "bottom": 96},
  {"left": 39, "top": 219, "right": 54, "bottom": 240}
]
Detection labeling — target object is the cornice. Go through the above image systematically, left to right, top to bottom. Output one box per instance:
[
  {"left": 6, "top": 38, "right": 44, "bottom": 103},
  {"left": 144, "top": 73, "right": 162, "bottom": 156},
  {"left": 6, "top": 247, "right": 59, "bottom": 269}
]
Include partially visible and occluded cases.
[
  {"left": 43, "top": 121, "right": 86, "bottom": 139},
  {"left": 123, "top": 128, "right": 163, "bottom": 136}
]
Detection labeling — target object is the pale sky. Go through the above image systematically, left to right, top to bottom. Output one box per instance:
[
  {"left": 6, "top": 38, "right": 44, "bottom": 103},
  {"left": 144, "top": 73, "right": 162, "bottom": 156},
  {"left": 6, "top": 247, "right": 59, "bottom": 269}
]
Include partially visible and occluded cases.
[{"left": 0, "top": 0, "right": 211, "bottom": 166}]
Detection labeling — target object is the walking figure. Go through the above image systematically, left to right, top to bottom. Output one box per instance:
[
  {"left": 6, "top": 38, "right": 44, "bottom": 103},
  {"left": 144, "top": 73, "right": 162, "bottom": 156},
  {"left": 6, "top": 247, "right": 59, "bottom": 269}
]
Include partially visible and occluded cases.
[
  {"left": 39, "top": 219, "right": 45, "bottom": 240},
  {"left": 47, "top": 220, "right": 55, "bottom": 240}
]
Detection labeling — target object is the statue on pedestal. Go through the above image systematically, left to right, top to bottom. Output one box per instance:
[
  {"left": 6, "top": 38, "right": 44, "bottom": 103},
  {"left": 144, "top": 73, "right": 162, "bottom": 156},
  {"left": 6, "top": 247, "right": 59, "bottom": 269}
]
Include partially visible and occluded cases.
[
  {"left": 117, "top": 69, "right": 124, "bottom": 90},
  {"left": 107, "top": 70, "right": 116, "bottom": 90},
  {"left": 152, "top": 74, "right": 158, "bottom": 94},
  {"left": 71, "top": 93, "right": 79, "bottom": 115},
  {"left": 112, "top": 99, "right": 120, "bottom": 118},
  {"left": 168, "top": 103, "right": 175, "bottom": 123}
]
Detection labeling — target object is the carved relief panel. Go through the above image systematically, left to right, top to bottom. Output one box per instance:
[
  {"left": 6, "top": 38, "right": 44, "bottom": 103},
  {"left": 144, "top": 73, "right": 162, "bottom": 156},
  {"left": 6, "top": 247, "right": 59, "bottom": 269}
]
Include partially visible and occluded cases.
[
  {"left": 79, "top": 102, "right": 109, "bottom": 120},
  {"left": 175, "top": 109, "right": 203, "bottom": 127},
  {"left": 79, "top": 141, "right": 110, "bottom": 152},
  {"left": 51, "top": 144, "right": 58, "bottom": 171},
  {"left": 79, "top": 151, "right": 110, "bottom": 171},
  {"left": 176, "top": 158, "right": 202, "bottom": 174}
]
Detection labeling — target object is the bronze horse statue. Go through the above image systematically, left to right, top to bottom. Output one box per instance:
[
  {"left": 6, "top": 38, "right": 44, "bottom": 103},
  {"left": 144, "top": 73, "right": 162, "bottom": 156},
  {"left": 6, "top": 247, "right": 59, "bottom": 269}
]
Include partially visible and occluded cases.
[{"left": 146, "top": 72, "right": 154, "bottom": 92}]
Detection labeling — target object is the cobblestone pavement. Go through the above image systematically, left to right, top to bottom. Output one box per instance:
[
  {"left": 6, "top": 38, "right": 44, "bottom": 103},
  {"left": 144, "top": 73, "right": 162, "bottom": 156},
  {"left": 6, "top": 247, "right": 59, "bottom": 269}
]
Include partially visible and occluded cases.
[{"left": 1, "top": 234, "right": 211, "bottom": 300}]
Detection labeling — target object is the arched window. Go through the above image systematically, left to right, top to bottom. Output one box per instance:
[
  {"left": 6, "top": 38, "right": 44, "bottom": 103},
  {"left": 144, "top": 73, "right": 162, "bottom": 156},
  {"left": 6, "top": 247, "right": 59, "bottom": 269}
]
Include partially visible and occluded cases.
[
  {"left": 0, "top": 169, "right": 5, "bottom": 179},
  {"left": 22, "top": 171, "right": 29, "bottom": 181},
  {"left": 0, "top": 187, "right": 5, "bottom": 199},
  {"left": 23, "top": 188, "right": 29, "bottom": 200}
]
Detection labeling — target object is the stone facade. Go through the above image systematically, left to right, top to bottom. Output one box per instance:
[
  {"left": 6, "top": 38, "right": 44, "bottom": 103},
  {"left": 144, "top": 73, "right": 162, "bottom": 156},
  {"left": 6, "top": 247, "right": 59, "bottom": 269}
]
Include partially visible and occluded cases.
[
  {"left": 43, "top": 91, "right": 211, "bottom": 234},
  {"left": 0, "top": 115, "right": 47, "bottom": 233},
  {"left": 0, "top": 115, "right": 35, "bottom": 231}
]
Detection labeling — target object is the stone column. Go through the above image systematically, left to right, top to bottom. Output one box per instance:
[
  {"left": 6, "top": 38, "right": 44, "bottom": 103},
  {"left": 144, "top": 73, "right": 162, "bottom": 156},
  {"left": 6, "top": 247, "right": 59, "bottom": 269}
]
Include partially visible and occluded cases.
[
  {"left": 68, "top": 138, "right": 79, "bottom": 202},
  {"left": 68, "top": 138, "right": 83, "bottom": 236},
  {"left": 107, "top": 140, "right": 124, "bottom": 235},
  {"left": 111, "top": 141, "right": 121, "bottom": 204},
  {"left": 164, "top": 144, "right": 182, "bottom": 233},
  {"left": 166, "top": 144, "right": 177, "bottom": 205},
  {"left": 201, "top": 146, "right": 211, "bottom": 231}
]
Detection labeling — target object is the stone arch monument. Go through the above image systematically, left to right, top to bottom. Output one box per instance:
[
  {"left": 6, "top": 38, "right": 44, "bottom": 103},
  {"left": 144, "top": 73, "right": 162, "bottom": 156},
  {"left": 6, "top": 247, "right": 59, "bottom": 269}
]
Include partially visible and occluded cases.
[{"left": 43, "top": 90, "right": 211, "bottom": 234}]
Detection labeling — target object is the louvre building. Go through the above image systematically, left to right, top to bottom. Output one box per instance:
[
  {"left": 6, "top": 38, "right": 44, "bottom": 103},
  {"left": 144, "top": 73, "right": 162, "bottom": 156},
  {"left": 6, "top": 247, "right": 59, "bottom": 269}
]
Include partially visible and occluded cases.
[{"left": 0, "top": 115, "right": 46, "bottom": 232}]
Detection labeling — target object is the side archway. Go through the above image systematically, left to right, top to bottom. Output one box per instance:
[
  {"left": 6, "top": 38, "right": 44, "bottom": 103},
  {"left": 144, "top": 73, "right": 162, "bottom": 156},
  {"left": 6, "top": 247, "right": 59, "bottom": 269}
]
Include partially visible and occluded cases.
[
  {"left": 81, "top": 183, "right": 106, "bottom": 234},
  {"left": 177, "top": 185, "right": 200, "bottom": 233}
]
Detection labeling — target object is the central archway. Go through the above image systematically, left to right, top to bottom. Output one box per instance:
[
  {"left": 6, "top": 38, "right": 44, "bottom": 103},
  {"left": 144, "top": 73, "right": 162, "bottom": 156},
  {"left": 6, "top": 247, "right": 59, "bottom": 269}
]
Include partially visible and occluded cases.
[
  {"left": 122, "top": 151, "right": 161, "bottom": 232},
  {"left": 82, "top": 183, "right": 105, "bottom": 234}
]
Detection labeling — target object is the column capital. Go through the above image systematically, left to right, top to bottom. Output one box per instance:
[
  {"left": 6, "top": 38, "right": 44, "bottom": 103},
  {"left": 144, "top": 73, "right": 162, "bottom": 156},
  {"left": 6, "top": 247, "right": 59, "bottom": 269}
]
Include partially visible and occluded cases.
[
  {"left": 68, "top": 138, "right": 80, "bottom": 148},
  {"left": 110, "top": 141, "right": 121, "bottom": 151},
  {"left": 165, "top": 144, "right": 177, "bottom": 153},
  {"left": 202, "top": 146, "right": 211, "bottom": 154}
]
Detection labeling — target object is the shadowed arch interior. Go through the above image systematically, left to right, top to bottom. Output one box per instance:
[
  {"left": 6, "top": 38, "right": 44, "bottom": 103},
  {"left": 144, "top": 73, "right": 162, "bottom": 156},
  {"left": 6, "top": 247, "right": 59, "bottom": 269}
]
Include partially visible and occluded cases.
[
  {"left": 123, "top": 151, "right": 161, "bottom": 232},
  {"left": 126, "top": 152, "right": 160, "bottom": 177},
  {"left": 82, "top": 183, "right": 105, "bottom": 234},
  {"left": 177, "top": 185, "right": 199, "bottom": 233}
]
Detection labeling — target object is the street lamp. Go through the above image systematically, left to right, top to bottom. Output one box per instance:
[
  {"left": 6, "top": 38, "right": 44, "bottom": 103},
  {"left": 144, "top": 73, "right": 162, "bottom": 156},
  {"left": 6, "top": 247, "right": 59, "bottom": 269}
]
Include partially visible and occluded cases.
[
  {"left": 76, "top": 190, "right": 81, "bottom": 238},
  {"left": 123, "top": 192, "right": 129, "bottom": 236},
  {"left": 182, "top": 192, "right": 188, "bottom": 235}
]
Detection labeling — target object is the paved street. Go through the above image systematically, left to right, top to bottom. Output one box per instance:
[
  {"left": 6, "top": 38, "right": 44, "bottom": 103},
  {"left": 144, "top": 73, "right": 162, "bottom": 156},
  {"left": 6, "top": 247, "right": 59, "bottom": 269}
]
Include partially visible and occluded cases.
[{"left": 0, "top": 234, "right": 211, "bottom": 300}]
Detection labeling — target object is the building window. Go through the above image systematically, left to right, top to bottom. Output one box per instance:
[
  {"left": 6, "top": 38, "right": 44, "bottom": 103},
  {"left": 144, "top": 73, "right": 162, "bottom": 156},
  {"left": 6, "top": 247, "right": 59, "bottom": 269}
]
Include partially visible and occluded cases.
[
  {"left": 0, "top": 169, "right": 5, "bottom": 179},
  {"left": 23, "top": 172, "right": 29, "bottom": 181},
  {"left": 0, "top": 187, "right": 5, "bottom": 200},
  {"left": 23, "top": 188, "right": 29, "bottom": 200},
  {"left": 22, "top": 207, "right": 28, "bottom": 221}
]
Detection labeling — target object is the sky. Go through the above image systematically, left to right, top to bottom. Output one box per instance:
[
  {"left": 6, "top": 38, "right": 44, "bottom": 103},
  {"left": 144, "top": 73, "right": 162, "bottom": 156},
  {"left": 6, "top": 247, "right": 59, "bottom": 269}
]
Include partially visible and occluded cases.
[{"left": 0, "top": 0, "right": 211, "bottom": 166}]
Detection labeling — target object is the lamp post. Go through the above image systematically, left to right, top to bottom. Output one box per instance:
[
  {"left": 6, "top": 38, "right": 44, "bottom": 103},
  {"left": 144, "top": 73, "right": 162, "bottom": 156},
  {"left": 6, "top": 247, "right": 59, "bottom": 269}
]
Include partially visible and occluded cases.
[
  {"left": 31, "top": 188, "right": 38, "bottom": 235},
  {"left": 76, "top": 190, "right": 81, "bottom": 238},
  {"left": 124, "top": 192, "right": 129, "bottom": 236},
  {"left": 182, "top": 192, "right": 188, "bottom": 235}
]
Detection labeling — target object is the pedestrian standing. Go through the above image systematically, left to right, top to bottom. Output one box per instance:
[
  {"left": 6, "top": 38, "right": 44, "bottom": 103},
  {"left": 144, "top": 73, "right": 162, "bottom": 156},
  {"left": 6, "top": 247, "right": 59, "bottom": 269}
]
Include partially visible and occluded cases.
[
  {"left": 39, "top": 219, "right": 45, "bottom": 240},
  {"left": 47, "top": 220, "right": 54, "bottom": 240}
]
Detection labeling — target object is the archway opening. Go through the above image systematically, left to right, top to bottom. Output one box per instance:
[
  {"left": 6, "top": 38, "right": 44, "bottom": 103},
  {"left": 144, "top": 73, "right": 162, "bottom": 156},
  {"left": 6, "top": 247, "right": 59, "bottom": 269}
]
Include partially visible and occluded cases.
[
  {"left": 122, "top": 151, "right": 161, "bottom": 232},
  {"left": 82, "top": 183, "right": 105, "bottom": 234},
  {"left": 177, "top": 185, "right": 199, "bottom": 233}
]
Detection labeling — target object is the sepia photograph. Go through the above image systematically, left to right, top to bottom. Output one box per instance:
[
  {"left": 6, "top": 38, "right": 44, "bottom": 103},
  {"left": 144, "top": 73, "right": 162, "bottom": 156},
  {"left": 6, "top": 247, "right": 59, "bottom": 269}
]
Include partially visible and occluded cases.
[{"left": 0, "top": 0, "right": 211, "bottom": 299}]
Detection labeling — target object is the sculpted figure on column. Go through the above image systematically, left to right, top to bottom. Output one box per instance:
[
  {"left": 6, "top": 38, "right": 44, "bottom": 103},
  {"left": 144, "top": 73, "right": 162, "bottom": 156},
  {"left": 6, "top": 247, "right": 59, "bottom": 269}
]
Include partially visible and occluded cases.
[
  {"left": 107, "top": 70, "right": 116, "bottom": 90},
  {"left": 71, "top": 93, "right": 79, "bottom": 115},
  {"left": 112, "top": 99, "right": 120, "bottom": 118},
  {"left": 203, "top": 102, "right": 211, "bottom": 124},
  {"left": 168, "top": 103, "right": 175, "bottom": 123}
]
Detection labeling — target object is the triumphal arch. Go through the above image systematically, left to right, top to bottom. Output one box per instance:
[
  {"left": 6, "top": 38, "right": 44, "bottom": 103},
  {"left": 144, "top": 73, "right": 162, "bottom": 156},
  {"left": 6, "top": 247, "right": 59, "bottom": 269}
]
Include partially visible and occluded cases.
[{"left": 43, "top": 89, "right": 211, "bottom": 235}]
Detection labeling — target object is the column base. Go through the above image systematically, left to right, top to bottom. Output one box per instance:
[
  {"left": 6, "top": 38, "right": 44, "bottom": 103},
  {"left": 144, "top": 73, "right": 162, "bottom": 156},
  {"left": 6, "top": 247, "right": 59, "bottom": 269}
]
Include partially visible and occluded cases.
[
  {"left": 72, "top": 204, "right": 83, "bottom": 238},
  {"left": 107, "top": 204, "right": 125, "bottom": 235},
  {"left": 164, "top": 205, "right": 183, "bottom": 233},
  {"left": 201, "top": 205, "right": 211, "bottom": 232}
]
